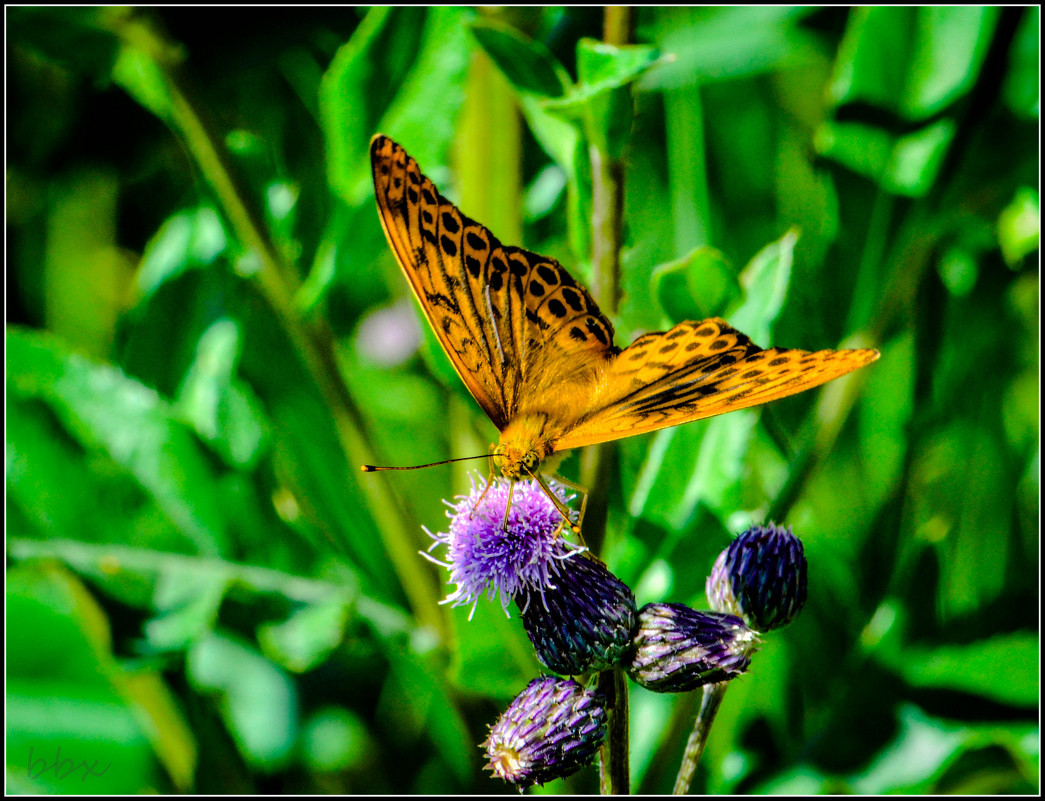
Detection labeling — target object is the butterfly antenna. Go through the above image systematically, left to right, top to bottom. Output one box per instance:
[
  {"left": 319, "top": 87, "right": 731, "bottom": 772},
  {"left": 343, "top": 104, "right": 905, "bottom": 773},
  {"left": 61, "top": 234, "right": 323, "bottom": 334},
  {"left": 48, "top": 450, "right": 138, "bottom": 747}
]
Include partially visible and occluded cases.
[{"left": 361, "top": 455, "right": 489, "bottom": 472}]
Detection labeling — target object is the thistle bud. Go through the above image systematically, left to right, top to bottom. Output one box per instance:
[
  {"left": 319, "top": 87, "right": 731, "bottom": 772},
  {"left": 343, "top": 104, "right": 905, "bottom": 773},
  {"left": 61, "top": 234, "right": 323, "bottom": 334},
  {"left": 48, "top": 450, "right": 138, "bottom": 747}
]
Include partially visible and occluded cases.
[
  {"left": 706, "top": 523, "right": 807, "bottom": 632},
  {"left": 517, "top": 553, "right": 636, "bottom": 675},
  {"left": 626, "top": 603, "right": 760, "bottom": 693},
  {"left": 483, "top": 677, "right": 607, "bottom": 788}
]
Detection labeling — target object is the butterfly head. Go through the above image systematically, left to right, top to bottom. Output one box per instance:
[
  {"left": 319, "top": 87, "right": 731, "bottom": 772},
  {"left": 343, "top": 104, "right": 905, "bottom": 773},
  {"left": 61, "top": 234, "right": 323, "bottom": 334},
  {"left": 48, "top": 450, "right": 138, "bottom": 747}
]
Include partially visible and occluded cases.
[
  {"left": 494, "top": 414, "right": 558, "bottom": 480},
  {"left": 493, "top": 444, "right": 544, "bottom": 481}
]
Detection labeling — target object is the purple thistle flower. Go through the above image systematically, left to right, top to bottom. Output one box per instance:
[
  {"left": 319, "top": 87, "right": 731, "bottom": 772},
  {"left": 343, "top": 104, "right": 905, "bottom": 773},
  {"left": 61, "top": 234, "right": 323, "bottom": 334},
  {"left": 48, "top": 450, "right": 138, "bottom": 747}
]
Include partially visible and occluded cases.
[
  {"left": 422, "top": 476, "right": 584, "bottom": 618},
  {"left": 706, "top": 523, "right": 808, "bottom": 632},
  {"left": 626, "top": 603, "right": 760, "bottom": 693},
  {"left": 483, "top": 676, "right": 606, "bottom": 788}
]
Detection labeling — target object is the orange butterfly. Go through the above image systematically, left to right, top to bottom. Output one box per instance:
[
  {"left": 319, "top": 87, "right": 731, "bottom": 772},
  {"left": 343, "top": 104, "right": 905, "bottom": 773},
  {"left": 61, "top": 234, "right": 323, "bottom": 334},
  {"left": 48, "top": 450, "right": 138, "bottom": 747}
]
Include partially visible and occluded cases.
[{"left": 367, "top": 134, "right": 878, "bottom": 513}]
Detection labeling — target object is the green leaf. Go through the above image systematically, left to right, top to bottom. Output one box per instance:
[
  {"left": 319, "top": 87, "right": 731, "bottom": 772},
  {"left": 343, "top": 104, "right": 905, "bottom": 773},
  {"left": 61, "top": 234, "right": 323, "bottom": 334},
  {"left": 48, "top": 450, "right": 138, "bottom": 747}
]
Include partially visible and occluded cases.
[
  {"left": 320, "top": 7, "right": 425, "bottom": 207},
  {"left": 323, "top": 7, "right": 475, "bottom": 207},
  {"left": 376, "top": 7, "right": 475, "bottom": 175},
  {"left": 644, "top": 7, "right": 820, "bottom": 88},
  {"left": 829, "top": 7, "right": 998, "bottom": 119},
  {"left": 1002, "top": 7, "right": 1040, "bottom": 119},
  {"left": 820, "top": 8, "right": 999, "bottom": 195},
  {"left": 468, "top": 20, "right": 591, "bottom": 264},
  {"left": 470, "top": 20, "right": 571, "bottom": 99},
  {"left": 543, "top": 38, "right": 660, "bottom": 114},
  {"left": 543, "top": 40, "right": 660, "bottom": 158},
  {"left": 112, "top": 42, "right": 175, "bottom": 122},
  {"left": 885, "top": 118, "right": 956, "bottom": 196},
  {"left": 998, "top": 187, "right": 1039, "bottom": 266},
  {"left": 135, "top": 207, "right": 228, "bottom": 300},
  {"left": 727, "top": 228, "right": 797, "bottom": 343},
  {"left": 651, "top": 246, "right": 739, "bottom": 322},
  {"left": 176, "top": 318, "right": 269, "bottom": 469},
  {"left": 8, "top": 328, "right": 229, "bottom": 554},
  {"left": 6, "top": 392, "right": 166, "bottom": 553},
  {"left": 628, "top": 410, "right": 758, "bottom": 533},
  {"left": 7, "top": 562, "right": 196, "bottom": 792},
  {"left": 145, "top": 567, "right": 228, "bottom": 652},
  {"left": 258, "top": 593, "right": 353, "bottom": 673},
  {"left": 446, "top": 601, "right": 542, "bottom": 698},
  {"left": 188, "top": 631, "right": 298, "bottom": 771},
  {"left": 896, "top": 632, "right": 1038, "bottom": 707},
  {"left": 850, "top": 705, "right": 1030, "bottom": 793},
  {"left": 300, "top": 707, "right": 376, "bottom": 773}
]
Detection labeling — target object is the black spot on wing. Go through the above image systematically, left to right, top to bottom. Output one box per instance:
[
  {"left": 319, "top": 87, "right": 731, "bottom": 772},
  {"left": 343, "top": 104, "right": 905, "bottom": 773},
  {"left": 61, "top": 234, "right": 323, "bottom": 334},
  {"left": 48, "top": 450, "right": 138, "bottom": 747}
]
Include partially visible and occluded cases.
[
  {"left": 536, "top": 264, "right": 557, "bottom": 285},
  {"left": 561, "top": 287, "right": 584, "bottom": 312}
]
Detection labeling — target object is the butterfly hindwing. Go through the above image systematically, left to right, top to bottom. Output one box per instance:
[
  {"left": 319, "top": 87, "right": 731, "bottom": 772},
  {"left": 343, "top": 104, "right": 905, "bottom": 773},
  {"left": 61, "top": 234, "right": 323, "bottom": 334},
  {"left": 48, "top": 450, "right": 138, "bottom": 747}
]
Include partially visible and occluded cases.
[
  {"left": 371, "top": 135, "right": 617, "bottom": 431},
  {"left": 554, "top": 318, "right": 879, "bottom": 450}
]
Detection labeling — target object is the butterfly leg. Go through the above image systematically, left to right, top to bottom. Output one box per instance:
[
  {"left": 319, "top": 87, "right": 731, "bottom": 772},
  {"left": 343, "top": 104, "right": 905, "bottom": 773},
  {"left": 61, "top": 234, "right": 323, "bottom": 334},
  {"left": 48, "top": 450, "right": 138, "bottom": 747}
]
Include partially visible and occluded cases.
[
  {"left": 531, "top": 471, "right": 582, "bottom": 536},
  {"left": 548, "top": 472, "right": 589, "bottom": 535},
  {"left": 501, "top": 479, "right": 516, "bottom": 532}
]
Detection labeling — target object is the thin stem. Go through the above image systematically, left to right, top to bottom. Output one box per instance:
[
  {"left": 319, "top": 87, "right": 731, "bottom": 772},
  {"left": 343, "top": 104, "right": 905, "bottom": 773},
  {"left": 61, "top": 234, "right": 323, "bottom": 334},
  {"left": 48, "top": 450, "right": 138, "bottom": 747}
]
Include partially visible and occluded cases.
[
  {"left": 603, "top": 5, "right": 635, "bottom": 46},
  {"left": 580, "top": 7, "right": 634, "bottom": 550},
  {"left": 113, "top": 12, "right": 445, "bottom": 637},
  {"left": 590, "top": 12, "right": 635, "bottom": 794},
  {"left": 7, "top": 537, "right": 412, "bottom": 634},
  {"left": 598, "top": 668, "right": 630, "bottom": 794},
  {"left": 672, "top": 683, "right": 727, "bottom": 794}
]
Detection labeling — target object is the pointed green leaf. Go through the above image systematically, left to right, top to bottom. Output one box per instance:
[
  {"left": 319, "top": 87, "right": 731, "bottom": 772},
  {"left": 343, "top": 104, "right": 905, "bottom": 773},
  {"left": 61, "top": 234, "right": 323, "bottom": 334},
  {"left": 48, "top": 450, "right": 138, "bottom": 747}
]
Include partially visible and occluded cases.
[{"left": 652, "top": 246, "right": 739, "bottom": 322}]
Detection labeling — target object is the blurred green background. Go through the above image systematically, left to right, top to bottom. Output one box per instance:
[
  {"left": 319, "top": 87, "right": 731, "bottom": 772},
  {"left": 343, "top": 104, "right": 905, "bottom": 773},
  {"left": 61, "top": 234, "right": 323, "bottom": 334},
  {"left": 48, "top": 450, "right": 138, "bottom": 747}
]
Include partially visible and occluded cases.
[{"left": 6, "top": 6, "right": 1038, "bottom": 794}]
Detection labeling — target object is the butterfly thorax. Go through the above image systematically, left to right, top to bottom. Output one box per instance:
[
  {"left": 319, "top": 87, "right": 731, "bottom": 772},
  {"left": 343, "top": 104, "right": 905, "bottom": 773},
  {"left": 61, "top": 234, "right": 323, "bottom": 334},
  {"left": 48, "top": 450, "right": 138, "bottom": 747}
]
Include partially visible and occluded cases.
[{"left": 495, "top": 414, "right": 557, "bottom": 480}]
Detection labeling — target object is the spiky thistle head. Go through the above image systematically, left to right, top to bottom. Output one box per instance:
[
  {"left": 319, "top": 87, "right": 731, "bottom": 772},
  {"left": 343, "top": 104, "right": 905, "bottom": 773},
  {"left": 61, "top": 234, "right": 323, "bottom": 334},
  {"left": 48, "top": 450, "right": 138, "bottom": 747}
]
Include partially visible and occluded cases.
[
  {"left": 706, "top": 522, "right": 807, "bottom": 632},
  {"left": 517, "top": 553, "right": 636, "bottom": 675},
  {"left": 626, "top": 602, "right": 760, "bottom": 693},
  {"left": 483, "top": 676, "right": 606, "bottom": 788}
]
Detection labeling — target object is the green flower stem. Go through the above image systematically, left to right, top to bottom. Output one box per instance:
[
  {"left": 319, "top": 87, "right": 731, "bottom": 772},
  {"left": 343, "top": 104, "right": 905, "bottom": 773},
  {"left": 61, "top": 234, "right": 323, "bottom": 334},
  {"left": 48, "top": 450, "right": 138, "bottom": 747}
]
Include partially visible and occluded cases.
[
  {"left": 579, "top": 5, "right": 634, "bottom": 550},
  {"left": 590, "top": 12, "right": 635, "bottom": 795},
  {"left": 111, "top": 13, "right": 445, "bottom": 639},
  {"left": 580, "top": 135, "right": 623, "bottom": 547},
  {"left": 598, "top": 667, "right": 630, "bottom": 794},
  {"left": 672, "top": 682, "right": 727, "bottom": 795}
]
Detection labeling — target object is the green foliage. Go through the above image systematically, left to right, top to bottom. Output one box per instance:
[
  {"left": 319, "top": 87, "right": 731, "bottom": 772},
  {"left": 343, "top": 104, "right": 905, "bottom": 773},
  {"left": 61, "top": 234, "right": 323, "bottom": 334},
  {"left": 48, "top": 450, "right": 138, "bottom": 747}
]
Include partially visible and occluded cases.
[{"left": 7, "top": 6, "right": 1038, "bottom": 794}]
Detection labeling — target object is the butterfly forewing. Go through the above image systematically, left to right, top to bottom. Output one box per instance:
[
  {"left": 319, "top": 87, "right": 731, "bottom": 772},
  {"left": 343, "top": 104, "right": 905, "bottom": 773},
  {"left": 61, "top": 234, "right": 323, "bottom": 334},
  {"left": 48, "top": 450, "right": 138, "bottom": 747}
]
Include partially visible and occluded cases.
[
  {"left": 371, "top": 135, "right": 617, "bottom": 431},
  {"left": 372, "top": 136, "right": 509, "bottom": 426},
  {"left": 554, "top": 319, "right": 879, "bottom": 450}
]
